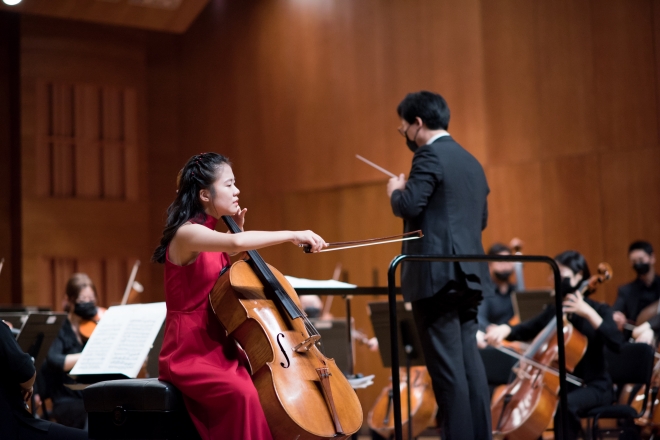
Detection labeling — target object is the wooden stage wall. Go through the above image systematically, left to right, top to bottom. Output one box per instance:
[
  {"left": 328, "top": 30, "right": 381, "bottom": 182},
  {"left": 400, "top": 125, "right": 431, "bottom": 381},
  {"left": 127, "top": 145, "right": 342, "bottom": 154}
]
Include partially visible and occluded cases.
[{"left": 6, "top": 0, "right": 660, "bottom": 427}]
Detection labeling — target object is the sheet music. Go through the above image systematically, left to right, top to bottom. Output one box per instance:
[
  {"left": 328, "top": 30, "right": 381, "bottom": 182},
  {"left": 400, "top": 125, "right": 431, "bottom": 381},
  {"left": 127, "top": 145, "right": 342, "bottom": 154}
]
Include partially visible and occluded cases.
[
  {"left": 284, "top": 276, "right": 356, "bottom": 289},
  {"left": 70, "top": 302, "right": 166, "bottom": 378}
]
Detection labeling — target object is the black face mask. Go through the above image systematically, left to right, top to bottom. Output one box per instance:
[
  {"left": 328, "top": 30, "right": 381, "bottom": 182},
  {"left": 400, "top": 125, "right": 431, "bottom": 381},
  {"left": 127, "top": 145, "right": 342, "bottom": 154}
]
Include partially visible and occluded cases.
[
  {"left": 404, "top": 126, "right": 422, "bottom": 153},
  {"left": 634, "top": 262, "right": 651, "bottom": 276},
  {"left": 493, "top": 270, "right": 513, "bottom": 282},
  {"left": 560, "top": 277, "right": 577, "bottom": 296},
  {"left": 74, "top": 301, "right": 98, "bottom": 320},
  {"left": 304, "top": 307, "right": 322, "bottom": 319}
]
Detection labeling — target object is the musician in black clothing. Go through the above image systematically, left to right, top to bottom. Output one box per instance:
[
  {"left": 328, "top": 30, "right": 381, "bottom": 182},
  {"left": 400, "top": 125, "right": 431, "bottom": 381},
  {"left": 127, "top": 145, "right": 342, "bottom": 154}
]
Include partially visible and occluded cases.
[
  {"left": 612, "top": 240, "right": 659, "bottom": 332},
  {"left": 477, "top": 243, "right": 518, "bottom": 348},
  {"left": 485, "top": 250, "right": 624, "bottom": 440},
  {"left": 42, "top": 273, "right": 99, "bottom": 429},
  {"left": 0, "top": 320, "right": 87, "bottom": 440}
]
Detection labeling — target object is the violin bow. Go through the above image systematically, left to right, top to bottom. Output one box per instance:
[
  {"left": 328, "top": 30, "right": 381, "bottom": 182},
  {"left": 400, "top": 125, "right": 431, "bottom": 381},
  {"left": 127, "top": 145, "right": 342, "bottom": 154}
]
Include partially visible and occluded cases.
[
  {"left": 301, "top": 230, "right": 423, "bottom": 253},
  {"left": 120, "top": 260, "right": 141, "bottom": 306},
  {"left": 493, "top": 345, "right": 584, "bottom": 386}
]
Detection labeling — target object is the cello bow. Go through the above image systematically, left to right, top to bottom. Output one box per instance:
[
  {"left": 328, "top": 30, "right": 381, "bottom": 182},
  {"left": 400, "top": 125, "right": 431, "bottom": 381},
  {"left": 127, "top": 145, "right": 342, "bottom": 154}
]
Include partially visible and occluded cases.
[{"left": 301, "top": 230, "right": 423, "bottom": 253}]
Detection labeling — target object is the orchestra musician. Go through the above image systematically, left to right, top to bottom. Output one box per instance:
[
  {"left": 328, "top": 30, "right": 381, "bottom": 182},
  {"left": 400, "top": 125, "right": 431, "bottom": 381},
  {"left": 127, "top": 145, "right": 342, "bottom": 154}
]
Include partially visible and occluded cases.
[
  {"left": 387, "top": 91, "right": 492, "bottom": 440},
  {"left": 151, "top": 152, "right": 327, "bottom": 440},
  {"left": 612, "top": 241, "right": 659, "bottom": 333},
  {"left": 476, "top": 242, "right": 521, "bottom": 348},
  {"left": 485, "top": 250, "right": 624, "bottom": 440},
  {"left": 42, "top": 273, "right": 100, "bottom": 430},
  {"left": 0, "top": 319, "right": 87, "bottom": 440}
]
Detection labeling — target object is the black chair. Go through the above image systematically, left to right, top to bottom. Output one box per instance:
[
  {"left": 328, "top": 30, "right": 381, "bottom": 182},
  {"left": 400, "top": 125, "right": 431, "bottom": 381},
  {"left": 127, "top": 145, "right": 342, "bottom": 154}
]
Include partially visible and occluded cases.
[
  {"left": 583, "top": 342, "right": 655, "bottom": 440},
  {"left": 82, "top": 378, "right": 201, "bottom": 440}
]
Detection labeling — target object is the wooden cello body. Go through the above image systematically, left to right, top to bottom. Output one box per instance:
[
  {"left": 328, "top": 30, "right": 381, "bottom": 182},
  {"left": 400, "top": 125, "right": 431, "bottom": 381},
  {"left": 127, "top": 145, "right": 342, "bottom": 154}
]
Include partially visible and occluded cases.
[
  {"left": 209, "top": 244, "right": 362, "bottom": 439},
  {"left": 490, "top": 262, "right": 612, "bottom": 440},
  {"left": 490, "top": 317, "right": 587, "bottom": 440},
  {"left": 367, "top": 366, "right": 437, "bottom": 440}
]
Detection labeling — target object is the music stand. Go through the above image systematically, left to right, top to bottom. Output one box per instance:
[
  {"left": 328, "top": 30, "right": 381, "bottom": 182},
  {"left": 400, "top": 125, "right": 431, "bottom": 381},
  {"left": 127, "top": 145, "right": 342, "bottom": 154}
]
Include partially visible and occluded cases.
[
  {"left": 512, "top": 289, "right": 554, "bottom": 322},
  {"left": 368, "top": 301, "right": 426, "bottom": 440},
  {"left": 0, "top": 312, "right": 28, "bottom": 332},
  {"left": 16, "top": 312, "right": 66, "bottom": 372},
  {"left": 16, "top": 312, "right": 66, "bottom": 415},
  {"left": 309, "top": 318, "right": 351, "bottom": 375}
]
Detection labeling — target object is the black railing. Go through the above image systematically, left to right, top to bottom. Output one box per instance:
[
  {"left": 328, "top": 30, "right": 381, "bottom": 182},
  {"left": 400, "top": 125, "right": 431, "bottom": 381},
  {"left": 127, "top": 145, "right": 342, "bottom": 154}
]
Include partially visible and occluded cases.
[{"left": 386, "top": 254, "right": 568, "bottom": 440}]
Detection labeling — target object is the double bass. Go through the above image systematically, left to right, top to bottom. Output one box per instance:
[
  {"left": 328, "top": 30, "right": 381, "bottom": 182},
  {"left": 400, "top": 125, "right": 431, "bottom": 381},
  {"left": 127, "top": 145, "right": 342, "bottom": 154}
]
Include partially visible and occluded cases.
[
  {"left": 209, "top": 216, "right": 362, "bottom": 440},
  {"left": 490, "top": 263, "right": 612, "bottom": 440}
]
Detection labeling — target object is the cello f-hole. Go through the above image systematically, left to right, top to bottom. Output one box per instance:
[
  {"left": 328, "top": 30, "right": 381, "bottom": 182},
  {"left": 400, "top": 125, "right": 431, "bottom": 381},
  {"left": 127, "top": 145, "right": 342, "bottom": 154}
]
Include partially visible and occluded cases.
[{"left": 277, "top": 333, "right": 290, "bottom": 368}]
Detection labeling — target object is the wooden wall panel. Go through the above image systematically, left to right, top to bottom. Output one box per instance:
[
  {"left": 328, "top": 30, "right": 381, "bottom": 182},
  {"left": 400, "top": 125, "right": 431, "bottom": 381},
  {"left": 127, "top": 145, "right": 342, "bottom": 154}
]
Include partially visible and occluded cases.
[
  {"left": 481, "top": 0, "right": 540, "bottom": 165},
  {"left": 536, "top": 0, "right": 598, "bottom": 160},
  {"left": 592, "top": 0, "right": 658, "bottom": 153},
  {"left": 0, "top": 12, "right": 20, "bottom": 304},
  {"left": 20, "top": 16, "right": 154, "bottom": 308},
  {"left": 74, "top": 84, "right": 102, "bottom": 198},
  {"left": 599, "top": 148, "right": 660, "bottom": 302},
  {"left": 540, "top": 156, "right": 606, "bottom": 299},
  {"left": 483, "top": 163, "right": 547, "bottom": 289},
  {"left": 32, "top": 257, "right": 141, "bottom": 310}
]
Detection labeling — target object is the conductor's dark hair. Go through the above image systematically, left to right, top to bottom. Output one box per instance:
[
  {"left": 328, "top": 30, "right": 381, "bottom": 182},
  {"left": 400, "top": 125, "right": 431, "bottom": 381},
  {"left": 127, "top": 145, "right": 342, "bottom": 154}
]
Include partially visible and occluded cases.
[
  {"left": 396, "top": 91, "right": 450, "bottom": 130},
  {"left": 152, "top": 153, "right": 231, "bottom": 264},
  {"left": 628, "top": 240, "right": 654, "bottom": 256},
  {"left": 488, "top": 242, "right": 511, "bottom": 256},
  {"left": 554, "top": 250, "right": 591, "bottom": 280}
]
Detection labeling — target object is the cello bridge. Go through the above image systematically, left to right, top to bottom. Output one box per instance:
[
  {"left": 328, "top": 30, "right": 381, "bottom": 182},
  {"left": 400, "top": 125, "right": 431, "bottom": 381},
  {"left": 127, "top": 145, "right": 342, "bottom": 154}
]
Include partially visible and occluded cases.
[{"left": 293, "top": 335, "right": 321, "bottom": 352}]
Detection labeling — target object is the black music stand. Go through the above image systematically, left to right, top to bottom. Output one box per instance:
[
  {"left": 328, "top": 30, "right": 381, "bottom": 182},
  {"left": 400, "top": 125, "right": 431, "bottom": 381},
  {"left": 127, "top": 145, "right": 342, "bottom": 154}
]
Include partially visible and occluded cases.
[
  {"left": 512, "top": 289, "right": 554, "bottom": 322},
  {"left": 368, "top": 301, "right": 426, "bottom": 440},
  {"left": 0, "top": 312, "right": 28, "bottom": 333},
  {"left": 16, "top": 312, "right": 66, "bottom": 415},
  {"left": 16, "top": 312, "right": 66, "bottom": 372},
  {"left": 309, "top": 318, "right": 351, "bottom": 375}
]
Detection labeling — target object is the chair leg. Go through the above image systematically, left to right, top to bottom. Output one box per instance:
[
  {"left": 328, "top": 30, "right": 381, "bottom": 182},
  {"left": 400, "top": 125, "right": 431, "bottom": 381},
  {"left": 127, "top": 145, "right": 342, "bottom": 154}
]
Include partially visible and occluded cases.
[{"left": 591, "top": 415, "right": 600, "bottom": 440}]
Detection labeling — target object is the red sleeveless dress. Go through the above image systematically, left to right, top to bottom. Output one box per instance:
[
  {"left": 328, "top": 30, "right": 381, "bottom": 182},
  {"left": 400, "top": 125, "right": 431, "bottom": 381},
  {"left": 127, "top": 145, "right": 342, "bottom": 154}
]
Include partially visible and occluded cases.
[{"left": 158, "top": 215, "right": 273, "bottom": 440}]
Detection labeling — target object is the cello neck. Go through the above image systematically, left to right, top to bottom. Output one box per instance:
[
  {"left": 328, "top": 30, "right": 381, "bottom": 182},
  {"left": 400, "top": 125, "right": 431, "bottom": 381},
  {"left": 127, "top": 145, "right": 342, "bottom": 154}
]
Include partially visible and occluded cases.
[{"left": 221, "top": 216, "right": 304, "bottom": 321}]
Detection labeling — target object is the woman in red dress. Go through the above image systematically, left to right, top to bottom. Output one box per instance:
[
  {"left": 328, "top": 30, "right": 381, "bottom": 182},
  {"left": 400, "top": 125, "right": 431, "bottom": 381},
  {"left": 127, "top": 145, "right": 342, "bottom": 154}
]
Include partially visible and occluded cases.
[{"left": 152, "top": 153, "right": 326, "bottom": 440}]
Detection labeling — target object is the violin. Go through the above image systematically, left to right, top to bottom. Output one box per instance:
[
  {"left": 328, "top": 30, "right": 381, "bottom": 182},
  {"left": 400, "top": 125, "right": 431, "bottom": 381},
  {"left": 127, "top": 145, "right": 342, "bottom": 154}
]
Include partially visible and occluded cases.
[
  {"left": 209, "top": 216, "right": 362, "bottom": 439},
  {"left": 79, "top": 260, "right": 141, "bottom": 342},
  {"left": 490, "top": 263, "right": 612, "bottom": 440},
  {"left": 78, "top": 306, "right": 107, "bottom": 342},
  {"left": 367, "top": 366, "right": 437, "bottom": 440}
]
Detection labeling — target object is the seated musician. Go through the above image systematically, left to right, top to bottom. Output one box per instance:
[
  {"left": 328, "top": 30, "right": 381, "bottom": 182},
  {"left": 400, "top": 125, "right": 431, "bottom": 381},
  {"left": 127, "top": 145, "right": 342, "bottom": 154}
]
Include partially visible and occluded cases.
[
  {"left": 152, "top": 153, "right": 326, "bottom": 440},
  {"left": 612, "top": 240, "right": 659, "bottom": 333},
  {"left": 476, "top": 242, "right": 519, "bottom": 348},
  {"left": 485, "top": 250, "right": 624, "bottom": 439},
  {"left": 42, "top": 273, "right": 100, "bottom": 429},
  {"left": 0, "top": 320, "right": 87, "bottom": 440}
]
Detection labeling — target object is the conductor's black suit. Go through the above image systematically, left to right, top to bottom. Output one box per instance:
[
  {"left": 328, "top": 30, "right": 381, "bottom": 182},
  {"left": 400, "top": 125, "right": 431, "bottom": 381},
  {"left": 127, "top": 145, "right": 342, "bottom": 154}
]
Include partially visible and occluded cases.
[{"left": 391, "top": 135, "right": 492, "bottom": 440}]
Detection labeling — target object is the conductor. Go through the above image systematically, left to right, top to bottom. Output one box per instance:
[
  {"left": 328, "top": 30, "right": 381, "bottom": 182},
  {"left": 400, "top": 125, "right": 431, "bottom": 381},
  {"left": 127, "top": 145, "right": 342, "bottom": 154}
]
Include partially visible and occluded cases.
[{"left": 387, "top": 91, "right": 492, "bottom": 440}]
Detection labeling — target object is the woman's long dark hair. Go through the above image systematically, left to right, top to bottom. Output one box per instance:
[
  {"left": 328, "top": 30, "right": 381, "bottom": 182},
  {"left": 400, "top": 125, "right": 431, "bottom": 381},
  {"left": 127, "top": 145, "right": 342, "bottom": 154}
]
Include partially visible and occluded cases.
[{"left": 152, "top": 153, "right": 231, "bottom": 264}]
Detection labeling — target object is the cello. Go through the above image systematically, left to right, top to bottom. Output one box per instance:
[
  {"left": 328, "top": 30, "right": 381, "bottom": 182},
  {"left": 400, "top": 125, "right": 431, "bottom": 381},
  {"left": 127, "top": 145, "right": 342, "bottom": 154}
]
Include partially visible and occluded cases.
[
  {"left": 209, "top": 216, "right": 362, "bottom": 440},
  {"left": 490, "top": 263, "right": 612, "bottom": 440},
  {"left": 367, "top": 366, "right": 437, "bottom": 440}
]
